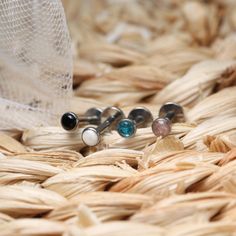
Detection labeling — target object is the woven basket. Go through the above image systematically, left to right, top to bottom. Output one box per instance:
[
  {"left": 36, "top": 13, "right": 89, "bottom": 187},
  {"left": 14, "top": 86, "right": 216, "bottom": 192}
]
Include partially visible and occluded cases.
[{"left": 1, "top": 0, "right": 236, "bottom": 235}]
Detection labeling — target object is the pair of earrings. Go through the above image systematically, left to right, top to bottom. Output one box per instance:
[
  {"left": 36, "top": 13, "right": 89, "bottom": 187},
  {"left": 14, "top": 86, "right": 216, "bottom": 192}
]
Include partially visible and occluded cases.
[
  {"left": 61, "top": 102, "right": 184, "bottom": 147},
  {"left": 118, "top": 103, "right": 184, "bottom": 138},
  {"left": 61, "top": 107, "right": 125, "bottom": 146}
]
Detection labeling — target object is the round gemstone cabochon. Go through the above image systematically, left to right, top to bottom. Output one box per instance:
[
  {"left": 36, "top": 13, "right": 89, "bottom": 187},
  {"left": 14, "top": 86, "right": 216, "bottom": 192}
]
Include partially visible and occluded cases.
[
  {"left": 61, "top": 112, "right": 78, "bottom": 131},
  {"left": 152, "top": 118, "right": 171, "bottom": 137},
  {"left": 117, "top": 119, "right": 136, "bottom": 138},
  {"left": 82, "top": 128, "right": 100, "bottom": 146}
]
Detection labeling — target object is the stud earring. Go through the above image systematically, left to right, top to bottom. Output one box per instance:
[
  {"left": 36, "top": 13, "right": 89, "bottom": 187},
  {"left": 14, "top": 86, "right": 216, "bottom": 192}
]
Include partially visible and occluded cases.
[
  {"left": 152, "top": 102, "right": 184, "bottom": 137},
  {"left": 82, "top": 106, "right": 124, "bottom": 146},
  {"left": 117, "top": 107, "right": 153, "bottom": 138},
  {"left": 61, "top": 108, "right": 103, "bottom": 131}
]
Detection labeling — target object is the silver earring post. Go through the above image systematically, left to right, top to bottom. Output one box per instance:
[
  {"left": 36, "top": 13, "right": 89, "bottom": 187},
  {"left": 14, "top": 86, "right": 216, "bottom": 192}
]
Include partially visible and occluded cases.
[{"left": 82, "top": 106, "right": 124, "bottom": 146}]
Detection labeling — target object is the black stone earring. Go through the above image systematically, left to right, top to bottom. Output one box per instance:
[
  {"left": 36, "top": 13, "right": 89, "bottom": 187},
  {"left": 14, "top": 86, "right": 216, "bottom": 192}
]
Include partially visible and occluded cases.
[{"left": 61, "top": 108, "right": 102, "bottom": 131}]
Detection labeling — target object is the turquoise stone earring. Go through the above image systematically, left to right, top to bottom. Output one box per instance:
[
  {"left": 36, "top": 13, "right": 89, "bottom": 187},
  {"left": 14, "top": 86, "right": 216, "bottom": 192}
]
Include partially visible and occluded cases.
[{"left": 117, "top": 107, "right": 153, "bottom": 138}]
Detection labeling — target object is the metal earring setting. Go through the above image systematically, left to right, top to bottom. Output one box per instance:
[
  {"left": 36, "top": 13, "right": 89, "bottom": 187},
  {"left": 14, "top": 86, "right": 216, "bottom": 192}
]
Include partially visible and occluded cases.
[
  {"left": 152, "top": 102, "right": 184, "bottom": 138},
  {"left": 82, "top": 106, "right": 124, "bottom": 147},
  {"left": 117, "top": 107, "right": 153, "bottom": 138},
  {"left": 61, "top": 108, "right": 103, "bottom": 131}
]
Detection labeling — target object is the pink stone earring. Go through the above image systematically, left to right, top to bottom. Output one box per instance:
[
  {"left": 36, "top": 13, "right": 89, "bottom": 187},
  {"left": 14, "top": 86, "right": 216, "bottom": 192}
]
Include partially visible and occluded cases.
[{"left": 152, "top": 102, "right": 184, "bottom": 138}]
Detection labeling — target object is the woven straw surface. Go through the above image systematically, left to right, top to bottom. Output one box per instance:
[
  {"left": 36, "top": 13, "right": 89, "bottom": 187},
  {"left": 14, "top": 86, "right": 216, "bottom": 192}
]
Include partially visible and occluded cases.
[{"left": 1, "top": 0, "right": 236, "bottom": 235}]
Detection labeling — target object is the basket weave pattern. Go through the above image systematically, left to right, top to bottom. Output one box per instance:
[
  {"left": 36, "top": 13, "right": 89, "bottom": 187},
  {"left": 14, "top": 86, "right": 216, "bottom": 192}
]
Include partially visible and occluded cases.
[{"left": 1, "top": 0, "right": 236, "bottom": 235}]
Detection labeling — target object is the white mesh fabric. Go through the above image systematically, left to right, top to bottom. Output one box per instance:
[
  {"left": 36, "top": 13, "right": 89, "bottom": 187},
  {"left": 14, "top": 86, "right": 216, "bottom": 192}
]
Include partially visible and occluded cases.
[{"left": 0, "top": 0, "right": 72, "bottom": 130}]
